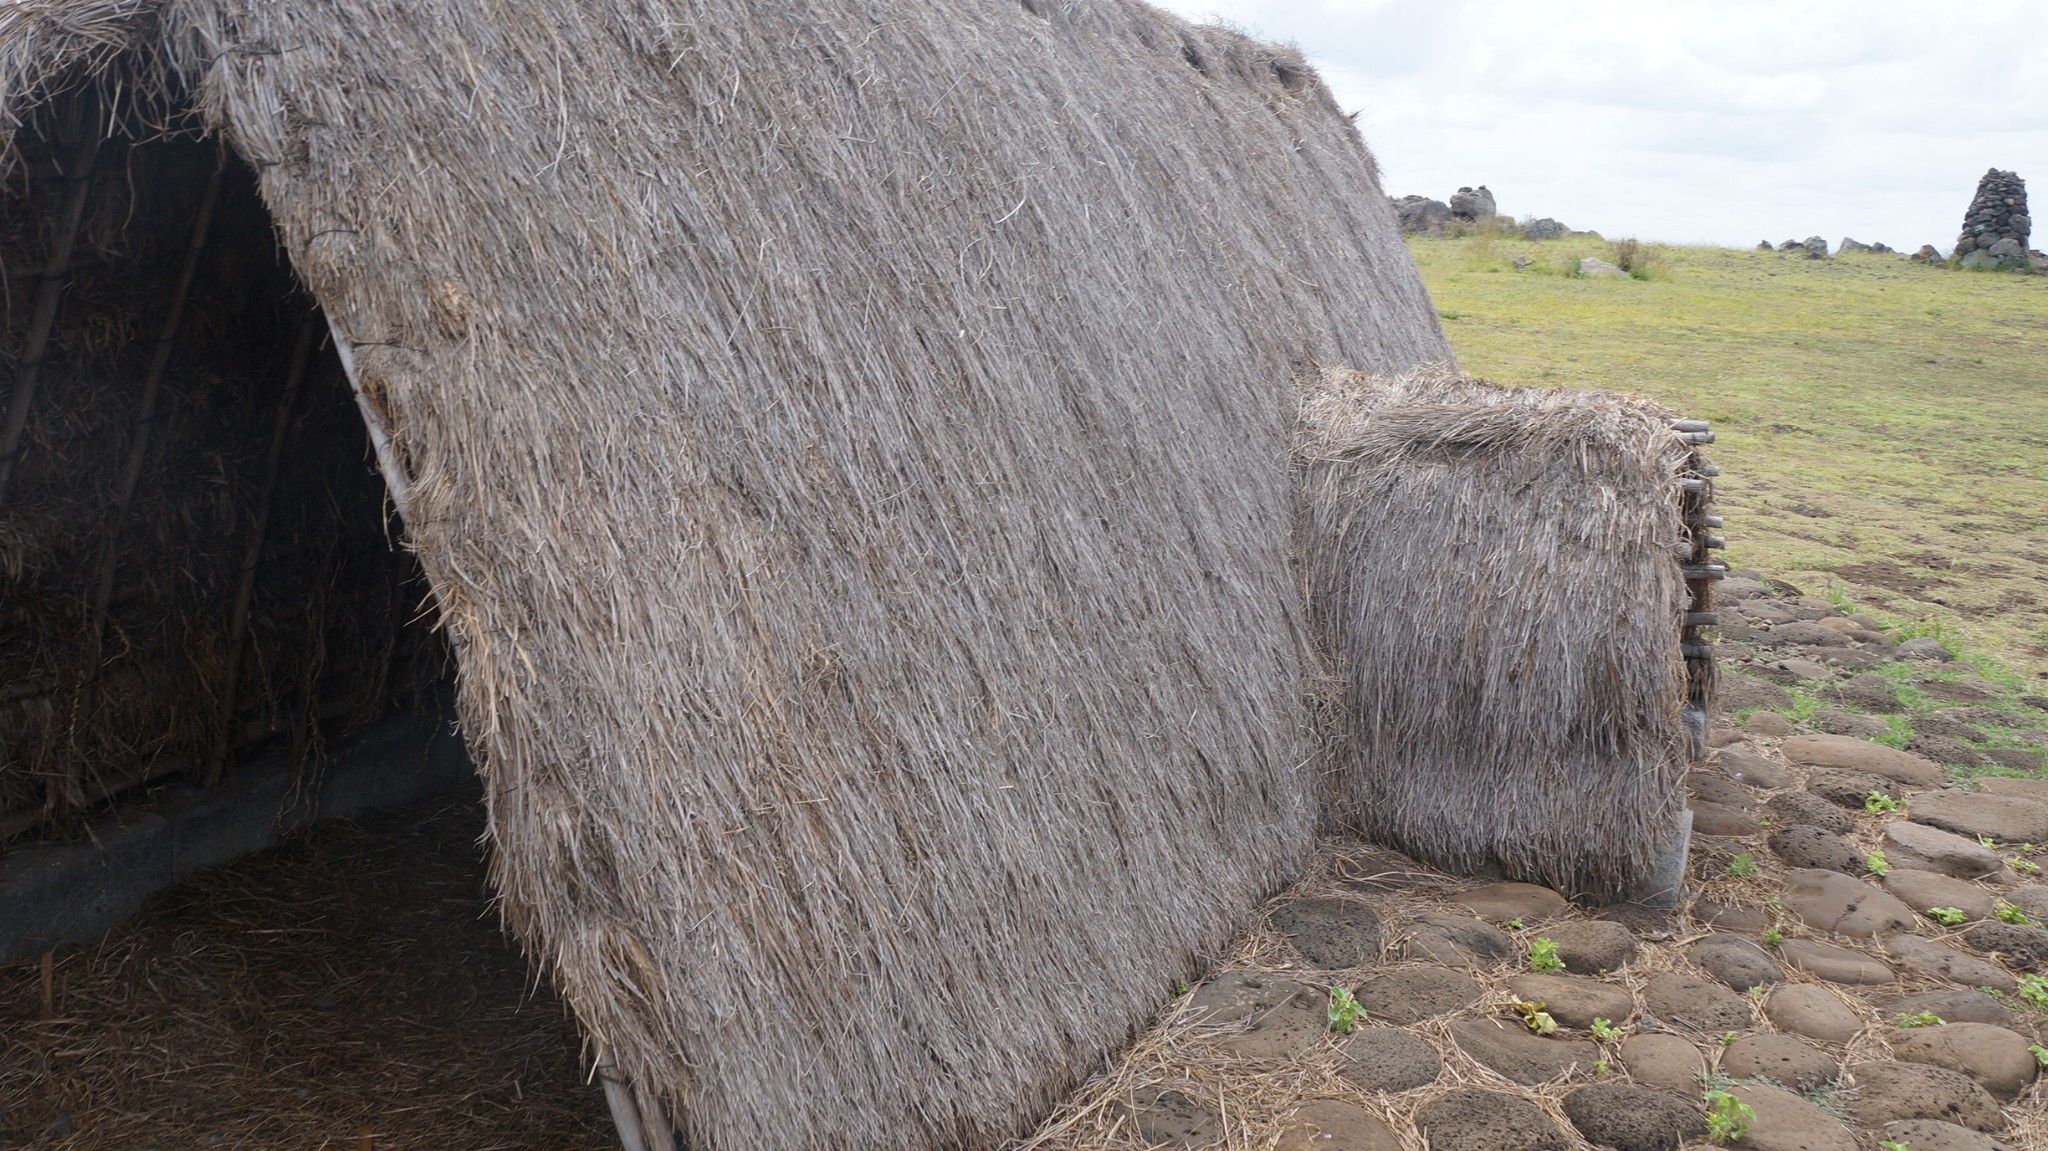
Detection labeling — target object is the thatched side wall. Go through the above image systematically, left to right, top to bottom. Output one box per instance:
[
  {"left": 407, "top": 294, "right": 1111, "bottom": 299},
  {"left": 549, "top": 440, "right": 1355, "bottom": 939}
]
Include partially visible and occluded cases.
[
  {"left": 5, "top": 3, "right": 1449, "bottom": 1149},
  {"left": 1299, "top": 368, "right": 1693, "bottom": 901}
]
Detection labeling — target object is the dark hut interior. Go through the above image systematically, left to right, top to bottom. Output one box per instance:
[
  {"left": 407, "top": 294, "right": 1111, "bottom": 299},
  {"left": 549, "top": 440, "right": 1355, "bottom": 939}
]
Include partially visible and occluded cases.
[
  {"left": 0, "top": 87, "right": 617, "bottom": 1147},
  {"left": 1, "top": 91, "right": 444, "bottom": 846}
]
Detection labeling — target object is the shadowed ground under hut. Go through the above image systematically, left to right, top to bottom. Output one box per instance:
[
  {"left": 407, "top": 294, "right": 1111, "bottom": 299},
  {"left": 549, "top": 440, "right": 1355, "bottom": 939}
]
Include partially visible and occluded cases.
[{"left": 0, "top": 796, "right": 611, "bottom": 1150}]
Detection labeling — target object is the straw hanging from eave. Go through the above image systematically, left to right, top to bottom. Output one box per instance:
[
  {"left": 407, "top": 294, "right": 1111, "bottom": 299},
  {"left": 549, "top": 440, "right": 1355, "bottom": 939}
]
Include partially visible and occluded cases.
[
  {"left": 0, "top": 107, "right": 105, "bottom": 505},
  {"left": 204, "top": 309, "right": 319, "bottom": 788}
]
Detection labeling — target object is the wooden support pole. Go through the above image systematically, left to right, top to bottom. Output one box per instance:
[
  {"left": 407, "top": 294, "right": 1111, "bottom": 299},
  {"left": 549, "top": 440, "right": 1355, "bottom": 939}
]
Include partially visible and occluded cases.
[
  {"left": 0, "top": 115, "right": 105, "bottom": 504},
  {"left": 204, "top": 313, "right": 317, "bottom": 787},
  {"left": 325, "top": 321, "right": 415, "bottom": 524},
  {"left": 327, "top": 321, "right": 459, "bottom": 658},
  {"left": 598, "top": 1063, "right": 652, "bottom": 1151},
  {"left": 635, "top": 1083, "right": 675, "bottom": 1151}
]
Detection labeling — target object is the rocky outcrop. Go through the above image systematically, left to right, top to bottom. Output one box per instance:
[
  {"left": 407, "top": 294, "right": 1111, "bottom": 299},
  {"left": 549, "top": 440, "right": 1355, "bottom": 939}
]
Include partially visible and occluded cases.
[
  {"left": 1448, "top": 185, "right": 1496, "bottom": 221},
  {"left": 1392, "top": 194, "right": 1453, "bottom": 234}
]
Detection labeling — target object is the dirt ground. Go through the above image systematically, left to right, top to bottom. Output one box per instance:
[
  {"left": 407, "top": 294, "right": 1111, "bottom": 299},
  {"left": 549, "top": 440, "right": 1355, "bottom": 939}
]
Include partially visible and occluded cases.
[{"left": 0, "top": 794, "right": 612, "bottom": 1150}]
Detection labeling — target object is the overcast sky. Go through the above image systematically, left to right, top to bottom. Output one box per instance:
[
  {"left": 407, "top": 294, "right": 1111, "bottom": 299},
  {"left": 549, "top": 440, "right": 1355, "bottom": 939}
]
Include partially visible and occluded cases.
[{"left": 1152, "top": 0, "right": 2048, "bottom": 251}]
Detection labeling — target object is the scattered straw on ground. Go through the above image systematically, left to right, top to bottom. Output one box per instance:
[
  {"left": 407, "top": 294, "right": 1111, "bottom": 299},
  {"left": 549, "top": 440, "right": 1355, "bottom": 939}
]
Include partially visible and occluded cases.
[{"left": 0, "top": 794, "right": 611, "bottom": 1150}]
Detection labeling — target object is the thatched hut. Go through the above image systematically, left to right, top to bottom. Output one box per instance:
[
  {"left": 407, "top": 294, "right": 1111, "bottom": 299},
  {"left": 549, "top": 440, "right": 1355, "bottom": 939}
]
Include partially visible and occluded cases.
[
  {"left": 1, "top": 2, "right": 1456, "bottom": 1148},
  {"left": 1298, "top": 367, "right": 1715, "bottom": 902}
]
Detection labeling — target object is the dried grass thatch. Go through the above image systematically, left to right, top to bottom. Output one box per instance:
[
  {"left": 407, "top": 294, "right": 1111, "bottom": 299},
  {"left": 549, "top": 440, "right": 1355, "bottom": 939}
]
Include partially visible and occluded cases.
[
  {"left": 4, "top": 3, "right": 1447, "bottom": 1149},
  {"left": 1298, "top": 367, "right": 1695, "bottom": 902}
]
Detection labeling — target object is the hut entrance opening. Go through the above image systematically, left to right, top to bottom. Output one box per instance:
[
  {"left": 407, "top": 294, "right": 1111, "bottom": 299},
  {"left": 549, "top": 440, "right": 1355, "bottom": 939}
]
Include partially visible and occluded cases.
[{"left": 1, "top": 96, "right": 450, "bottom": 858}]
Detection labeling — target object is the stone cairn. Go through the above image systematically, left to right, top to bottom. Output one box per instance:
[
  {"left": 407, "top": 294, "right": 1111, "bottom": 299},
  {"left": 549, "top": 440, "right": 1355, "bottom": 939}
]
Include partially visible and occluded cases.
[{"left": 1954, "top": 169, "right": 2030, "bottom": 268}]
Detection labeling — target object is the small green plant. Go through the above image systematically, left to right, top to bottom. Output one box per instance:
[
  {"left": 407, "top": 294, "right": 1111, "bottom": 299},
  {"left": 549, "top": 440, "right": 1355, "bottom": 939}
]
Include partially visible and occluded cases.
[
  {"left": 1864, "top": 791, "right": 1901, "bottom": 814},
  {"left": 1980, "top": 836, "right": 1998, "bottom": 848},
  {"left": 1866, "top": 850, "right": 1890, "bottom": 877},
  {"left": 1725, "top": 853, "right": 1758, "bottom": 878},
  {"left": 2012, "top": 858, "right": 2040, "bottom": 876},
  {"left": 1996, "top": 902, "right": 2032, "bottom": 925},
  {"left": 1927, "top": 907, "right": 1967, "bottom": 926},
  {"left": 1502, "top": 917, "right": 1524, "bottom": 930},
  {"left": 1762, "top": 928, "right": 1784, "bottom": 946},
  {"left": 1529, "top": 937, "right": 1565, "bottom": 973},
  {"left": 2020, "top": 974, "right": 2048, "bottom": 1011},
  {"left": 1171, "top": 980, "right": 1188, "bottom": 997},
  {"left": 1327, "top": 986, "right": 1362, "bottom": 1034},
  {"left": 1511, "top": 1000, "right": 1558, "bottom": 1035},
  {"left": 1896, "top": 1011, "right": 1943, "bottom": 1028},
  {"left": 1590, "top": 1018, "right": 1622, "bottom": 1042},
  {"left": 1719, "top": 1030, "right": 1739, "bottom": 1047},
  {"left": 2030, "top": 1044, "right": 2048, "bottom": 1068},
  {"left": 1593, "top": 1058, "right": 1611, "bottom": 1077},
  {"left": 1703, "top": 1089, "right": 1755, "bottom": 1144},
  {"left": 1878, "top": 1140, "right": 1910, "bottom": 1151}
]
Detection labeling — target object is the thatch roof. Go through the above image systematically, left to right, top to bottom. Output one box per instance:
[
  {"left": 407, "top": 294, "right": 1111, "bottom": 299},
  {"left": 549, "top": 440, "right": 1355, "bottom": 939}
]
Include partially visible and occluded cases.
[
  {"left": 3, "top": 3, "right": 1448, "bottom": 1148},
  {"left": 1298, "top": 367, "right": 1695, "bottom": 901}
]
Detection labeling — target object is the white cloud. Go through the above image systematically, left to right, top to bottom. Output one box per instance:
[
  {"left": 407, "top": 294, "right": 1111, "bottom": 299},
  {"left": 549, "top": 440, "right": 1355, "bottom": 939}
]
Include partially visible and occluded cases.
[{"left": 1153, "top": 0, "right": 2048, "bottom": 248}]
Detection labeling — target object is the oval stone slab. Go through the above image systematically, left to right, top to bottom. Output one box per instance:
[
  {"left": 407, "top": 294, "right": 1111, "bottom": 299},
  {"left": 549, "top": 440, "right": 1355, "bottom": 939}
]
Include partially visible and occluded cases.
[
  {"left": 1779, "top": 735, "right": 1945, "bottom": 787},
  {"left": 1910, "top": 791, "right": 2048, "bottom": 844},
  {"left": 1882, "top": 868, "right": 1996, "bottom": 921},
  {"left": 1781, "top": 869, "right": 1917, "bottom": 936},
  {"left": 1450, "top": 882, "right": 1569, "bottom": 923},
  {"left": 1272, "top": 898, "right": 1383, "bottom": 968},
  {"left": 1688, "top": 934, "right": 1783, "bottom": 990},
  {"left": 1886, "top": 935, "right": 2017, "bottom": 992},
  {"left": 1777, "top": 939, "right": 1895, "bottom": 985},
  {"left": 1355, "top": 967, "right": 1483, "bottom": 1023},
  {"left": 1640, "top": 973, "right": 1753, "bottom": 1031},
  {"left": 1505, "top": 974, "right": 1635, "bottom": 1030},
  {"left": 1763, "top": 984, "right": 1864, "bottom": 1045},
  {"left": 1447, "top": 1019, "right": 1599, "bottom": 1085},
  {"left": 1893, "top": 1021, "right": 2041, "bottom": 1100},
  {"left": 1336, "top": 1026, "right": 1441, "bottom": 1092},
  {"left": 1617, "top": 1032, "right": 1705, "bottom": 1095},
  {"left": 1722, "top": 1033, "right": 1839, "bottom": 1090},
  {"left": 1848, "top": 1061, "right": 2003, "bottom": 1131},
  {"left": 1560, "top": 1083, "right": 1704, "bottom": 1151},
  {"left": 1727, "top": 1083, "right": 1858, "bottom": 1151},
  {"left": 1416, "top": 1089, "right": 1568, "bottom": 1151},
  {"left": 1276, "top": 1099, "right": 1403, "bottom": 1151}
]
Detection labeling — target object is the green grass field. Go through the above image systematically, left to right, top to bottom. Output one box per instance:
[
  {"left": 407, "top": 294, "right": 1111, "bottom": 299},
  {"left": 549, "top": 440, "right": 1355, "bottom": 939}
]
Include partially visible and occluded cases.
[{"left": 1408, "top": 235, "right": 2048, "bottom": 682}]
